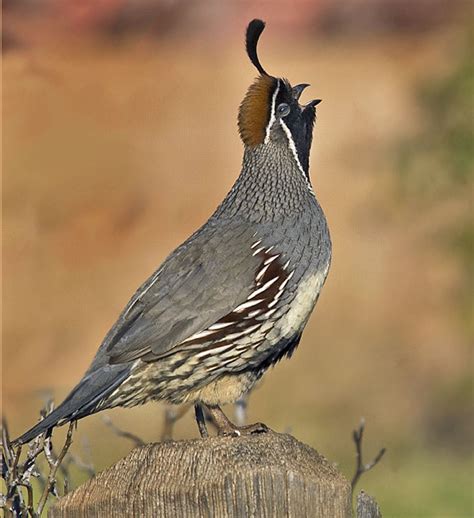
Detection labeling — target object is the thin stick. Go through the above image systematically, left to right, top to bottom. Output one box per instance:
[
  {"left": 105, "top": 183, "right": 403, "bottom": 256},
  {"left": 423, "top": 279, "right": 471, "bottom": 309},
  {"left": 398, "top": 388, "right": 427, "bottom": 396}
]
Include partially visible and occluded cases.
[
  {"left": 234, "top": 398, "right": 247, "bottom": 427},
  {"left": 161, "top": 405, "right": 191, "bottom": 441},
  {"left": 102, "top": 416, "right": 145, "bottom": 447},
  {"left": 1, "top": 418, "right": 12, "bottom": 468},
  {"left": 351, "top": 418, "right": 386, "bottom": 491},
  {"left": 36, "top": 422, "right": 74, "bottom": 516},
  {"left": 43, "top": 436, "right": 56, "bottom": 469},
  {"left": 11, "top": 445, "right": 22, "bottom": 484},
  {"left": 64, "top": 450, "right": 96, "bottom": 478},
  {"left": 15, "top": 483, "right": 35, "bottom": 517}
]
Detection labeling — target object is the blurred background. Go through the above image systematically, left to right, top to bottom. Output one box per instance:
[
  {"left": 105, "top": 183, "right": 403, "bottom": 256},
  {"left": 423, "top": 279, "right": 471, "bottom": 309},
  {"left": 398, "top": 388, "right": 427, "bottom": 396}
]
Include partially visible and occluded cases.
[{"left": 3, "top": 1, "right": 473, "bottom": 515}]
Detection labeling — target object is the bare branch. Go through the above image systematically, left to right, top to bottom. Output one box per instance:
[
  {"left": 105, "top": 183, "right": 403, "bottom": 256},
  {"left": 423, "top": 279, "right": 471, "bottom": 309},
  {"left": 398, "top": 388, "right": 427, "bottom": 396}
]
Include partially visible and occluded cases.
[
  {"left": 234, "top": 398, "right": 247, "bottom": 427},
  {"left": 2, "top": 402, "right": 86, "bottom": 517},
  {"left": 161, "top": 405, "right": 191, "bottom": 441},
  {"left": 102, "top": 415, "right": 145, "bottom": 447},
  {"left": 1, "top": 418, "right": 12, "bottom": 468},
  {"left": 351, "top": 418, "right": 386, "bottom": 492},
  {"left": 36, "top": 422, "right": 74, "bottom": 516},
  {"left": 1, "top": 423, "right": 26, "bottom": 517},
  {"left": 43, "top": 435, "right": 56, "bottom": 469},
  {"left": 11, "top": 444, "right": 23, "bottom": 485},
  {"left": 64, "top": 450, "right": 96, "bottom": 479},
  {"left": 16, "top": 482, "right": 35, "bottom": 517}
]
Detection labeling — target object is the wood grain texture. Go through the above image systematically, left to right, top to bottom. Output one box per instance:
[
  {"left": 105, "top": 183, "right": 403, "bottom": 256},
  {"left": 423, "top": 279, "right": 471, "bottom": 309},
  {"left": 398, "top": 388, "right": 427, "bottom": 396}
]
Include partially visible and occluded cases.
[
  {"left": 49, "top": 431, "right": 352, "bottom": 517},
  {"left": 356, "top": 490, "right": 382, "bottom": 518}
]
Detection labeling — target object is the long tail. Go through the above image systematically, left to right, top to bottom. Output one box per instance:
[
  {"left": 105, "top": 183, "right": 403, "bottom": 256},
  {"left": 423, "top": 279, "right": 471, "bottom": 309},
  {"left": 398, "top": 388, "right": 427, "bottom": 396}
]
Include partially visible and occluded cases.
[{"left": 14, "top": 365, "right": 131, "bottom": 445}]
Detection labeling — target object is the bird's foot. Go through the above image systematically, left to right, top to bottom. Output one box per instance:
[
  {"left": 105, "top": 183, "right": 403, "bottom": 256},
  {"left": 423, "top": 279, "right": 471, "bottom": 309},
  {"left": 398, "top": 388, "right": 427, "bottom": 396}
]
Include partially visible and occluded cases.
[
  {"left": 201, "top": 404, "right": 269, "bottom": 437},
  {"left": 217, "top": 421, "right": 269, "bottom": 437}
]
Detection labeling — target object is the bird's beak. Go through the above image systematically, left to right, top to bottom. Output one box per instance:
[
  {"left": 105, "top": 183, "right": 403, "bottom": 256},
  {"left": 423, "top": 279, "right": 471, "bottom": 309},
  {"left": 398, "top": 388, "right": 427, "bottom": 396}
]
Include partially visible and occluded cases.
[
  {"left": 292, "top": 83, "right": 310, "bottom": 101},
  {"left": 306, "top": 99, "right": 322, "bottom": 108}
]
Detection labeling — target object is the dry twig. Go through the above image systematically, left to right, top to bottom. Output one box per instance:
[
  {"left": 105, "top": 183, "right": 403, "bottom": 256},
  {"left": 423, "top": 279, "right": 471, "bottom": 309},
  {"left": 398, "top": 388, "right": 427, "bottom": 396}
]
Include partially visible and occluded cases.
[
  {"left": 234, "top": 398, "right": 248, "bottom": 427},
  {"left": 1, "top": 402, "right": 77, "bottom": 517},
  {"left": 161, "top": 405, "right": 191, "bottom": 441},
  {"left": 102, "top": 415, "right": 145, "bottom": 447},
  {"left": 351, "top": 418, "right": 386, "bottom": 492},
  {"left": 36, "top": 422, "right": 74, "bottom": 515}
]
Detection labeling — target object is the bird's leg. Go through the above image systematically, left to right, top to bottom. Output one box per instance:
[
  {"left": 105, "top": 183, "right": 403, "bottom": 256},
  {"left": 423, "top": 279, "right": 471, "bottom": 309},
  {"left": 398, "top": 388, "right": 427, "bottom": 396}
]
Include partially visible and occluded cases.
[
  {"left": 194, "top": 403, "right": 209, "bottom": 438},
  {"left": 204, "top": 404, "right": 269, "bottom": 437}
]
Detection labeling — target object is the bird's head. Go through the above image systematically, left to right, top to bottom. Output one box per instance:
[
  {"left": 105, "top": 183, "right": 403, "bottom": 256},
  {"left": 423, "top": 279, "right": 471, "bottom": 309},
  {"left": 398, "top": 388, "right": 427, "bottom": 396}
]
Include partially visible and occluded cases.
[{"left": 238, "top": 19, "right": 321, "bottom": 177}]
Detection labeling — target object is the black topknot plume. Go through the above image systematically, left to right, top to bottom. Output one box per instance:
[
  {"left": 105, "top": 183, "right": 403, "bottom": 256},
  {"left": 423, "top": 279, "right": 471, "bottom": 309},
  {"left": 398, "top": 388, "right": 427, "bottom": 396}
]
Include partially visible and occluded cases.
[{"left": 246, "top": 19, "right": 269, "bottom": 76}]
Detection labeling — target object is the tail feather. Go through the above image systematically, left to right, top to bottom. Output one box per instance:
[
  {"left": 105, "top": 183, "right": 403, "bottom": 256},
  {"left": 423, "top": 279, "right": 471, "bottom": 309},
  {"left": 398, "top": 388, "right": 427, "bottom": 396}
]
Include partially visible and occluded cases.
[{"left": 14, "top": 365, "right": 131, "bottom": 445}]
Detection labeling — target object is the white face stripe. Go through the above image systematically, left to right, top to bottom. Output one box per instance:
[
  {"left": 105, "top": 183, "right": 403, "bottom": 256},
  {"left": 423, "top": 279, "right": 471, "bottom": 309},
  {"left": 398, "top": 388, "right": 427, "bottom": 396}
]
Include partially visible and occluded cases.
[
  {"left": 264, "top": 79, "right": 280, "bottom": 144},
  {"left": 263, "top": 81, "right": 315, "bottom": 194},
  {"left": 279, "top": 119, "right": 314, "bottom": 193},
  {"left": 279, "top": 119, "right": 304, "bottom": 175}
]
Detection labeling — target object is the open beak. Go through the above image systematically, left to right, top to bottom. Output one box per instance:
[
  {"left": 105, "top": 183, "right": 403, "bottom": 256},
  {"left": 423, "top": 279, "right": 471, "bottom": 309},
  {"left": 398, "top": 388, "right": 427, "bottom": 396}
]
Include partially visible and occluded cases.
[{"left": 307, "top": 99, "right": 322, "bottom": 108}]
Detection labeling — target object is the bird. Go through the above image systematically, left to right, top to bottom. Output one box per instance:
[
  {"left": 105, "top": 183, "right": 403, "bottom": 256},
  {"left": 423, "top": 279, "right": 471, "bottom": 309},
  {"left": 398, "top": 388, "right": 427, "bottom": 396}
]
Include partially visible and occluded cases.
[{"left": 15, "top": 19, "right": 331, "bottom": 444}]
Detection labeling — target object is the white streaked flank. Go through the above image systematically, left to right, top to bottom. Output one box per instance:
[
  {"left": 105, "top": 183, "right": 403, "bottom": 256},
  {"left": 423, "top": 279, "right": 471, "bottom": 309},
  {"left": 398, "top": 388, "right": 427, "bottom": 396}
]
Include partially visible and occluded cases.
[
  {"left": 252, "top": 246, "right": 265, "bottom": 256},
  {"left": 264, "top": 254, "right": 280, "bottom": 265},
  {"left": 255, "top": 263, "right": 270, "bottom": 282},
  {"left": 275, "top": 270, "right": 328, "bottom": 338},
  {"left": 279, "top": 270, "right": 295, "bottom": 292},
  {"left": 248, "top": 276, "right": 279, "bottom": 299},
  {"left": 234, "top": 299, "right": 264, "bottom": 312},
  {"left": 264, "top": 308, "right": 278, "bottom": 318},
  {"left": 246, "top": 309, "right": 263, "bottom": 318},
  {"left": 208, "top": 321, "right": 235, "bottom": 331},
  {"left": 181, "top": 329, "right": 215, "bottom": 343},
  {"left": 195, "top": 343, "right": 234, "bottom": 359}
]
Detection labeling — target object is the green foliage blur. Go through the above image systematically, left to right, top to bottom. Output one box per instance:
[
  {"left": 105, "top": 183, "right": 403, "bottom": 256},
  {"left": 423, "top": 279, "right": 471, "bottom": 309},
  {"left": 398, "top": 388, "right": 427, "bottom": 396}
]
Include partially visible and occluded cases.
[
  {"left": 397, "top": 27, "right": 473, "bottom": 338},
  {"left": 397, "top": 30, "right": 473, "bottom": 191}
]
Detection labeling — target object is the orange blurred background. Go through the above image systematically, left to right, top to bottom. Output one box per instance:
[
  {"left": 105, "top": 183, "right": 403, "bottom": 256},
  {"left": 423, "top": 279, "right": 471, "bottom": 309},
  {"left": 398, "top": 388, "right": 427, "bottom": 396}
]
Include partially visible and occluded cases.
[{"left": 3, "top": 1, "right": 473, "bottom": 515}]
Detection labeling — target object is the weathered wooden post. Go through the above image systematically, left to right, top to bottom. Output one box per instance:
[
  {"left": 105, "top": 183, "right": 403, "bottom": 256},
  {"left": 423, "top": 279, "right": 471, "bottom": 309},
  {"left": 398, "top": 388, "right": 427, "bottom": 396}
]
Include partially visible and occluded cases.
[{"left": 49, "top": 431, "right": 354, "bottom": 517}]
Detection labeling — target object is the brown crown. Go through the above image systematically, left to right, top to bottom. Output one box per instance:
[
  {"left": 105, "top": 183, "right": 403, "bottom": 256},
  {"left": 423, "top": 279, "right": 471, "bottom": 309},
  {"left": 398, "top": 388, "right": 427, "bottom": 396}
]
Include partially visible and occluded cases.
[{"left": 238, "top": 75, "right": 277, "bottom": 147}]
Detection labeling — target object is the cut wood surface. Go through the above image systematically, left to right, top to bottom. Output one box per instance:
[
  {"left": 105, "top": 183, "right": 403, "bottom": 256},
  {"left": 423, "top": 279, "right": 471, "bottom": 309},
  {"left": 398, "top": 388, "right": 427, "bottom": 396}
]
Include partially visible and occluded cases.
[
  {"left": 49, "top": 431, "right": 353, "bottom": 517},
  {"left": 356, "top": 490, "right": 382, "bottom": 518}
]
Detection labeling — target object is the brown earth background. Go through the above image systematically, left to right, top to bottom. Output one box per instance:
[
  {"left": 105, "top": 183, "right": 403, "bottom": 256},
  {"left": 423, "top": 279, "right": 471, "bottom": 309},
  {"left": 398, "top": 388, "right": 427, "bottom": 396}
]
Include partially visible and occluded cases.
[{"left": 3, "top": 1, "right": 473, "bottom": 516}]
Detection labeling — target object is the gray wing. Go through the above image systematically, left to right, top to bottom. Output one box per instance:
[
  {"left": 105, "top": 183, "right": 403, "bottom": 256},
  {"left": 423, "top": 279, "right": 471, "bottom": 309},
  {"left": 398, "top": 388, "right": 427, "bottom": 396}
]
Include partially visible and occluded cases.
[{"left": 90, "top": 221, "right": 264, "bottom": 367}]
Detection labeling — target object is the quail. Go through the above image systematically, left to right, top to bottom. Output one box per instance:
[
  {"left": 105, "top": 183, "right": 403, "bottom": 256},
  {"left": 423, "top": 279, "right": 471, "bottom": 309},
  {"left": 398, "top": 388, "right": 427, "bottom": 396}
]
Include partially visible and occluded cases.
[{"left": 16, "top": 19, "right": 331, "bottom": 444}]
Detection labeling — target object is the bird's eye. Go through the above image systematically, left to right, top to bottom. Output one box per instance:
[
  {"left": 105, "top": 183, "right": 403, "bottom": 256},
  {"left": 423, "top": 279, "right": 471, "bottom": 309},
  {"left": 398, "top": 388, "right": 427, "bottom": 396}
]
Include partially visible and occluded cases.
[{"left": 277, "top": 103, "right": 290, "bottom": 117}]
